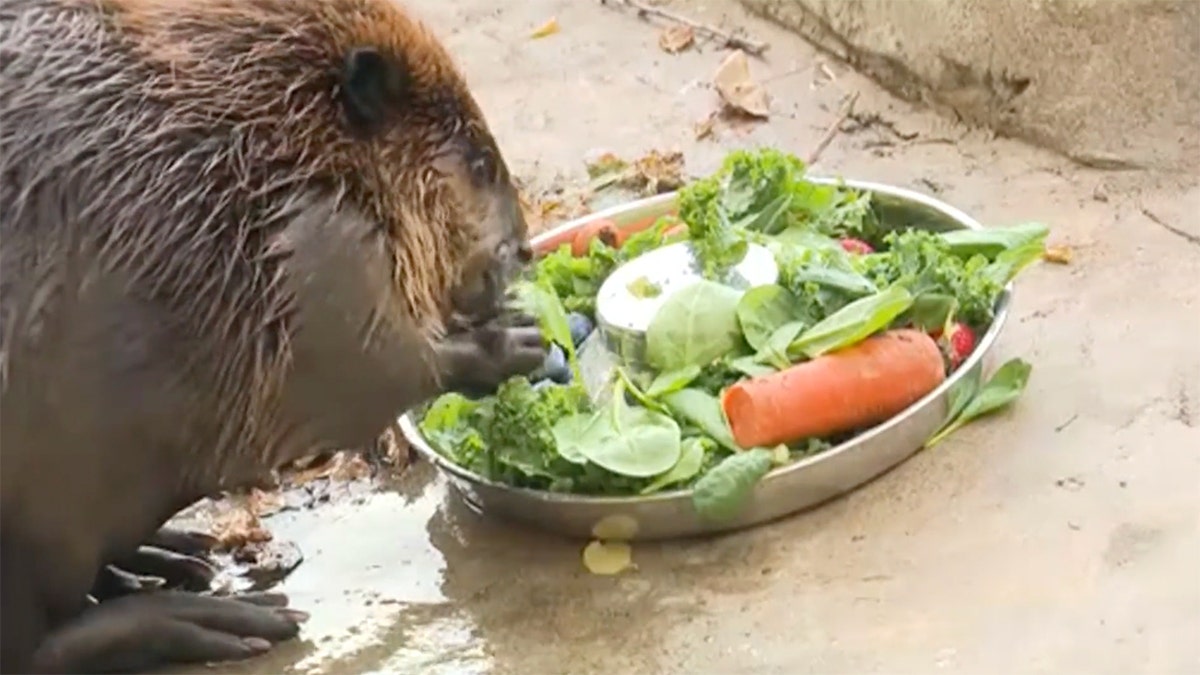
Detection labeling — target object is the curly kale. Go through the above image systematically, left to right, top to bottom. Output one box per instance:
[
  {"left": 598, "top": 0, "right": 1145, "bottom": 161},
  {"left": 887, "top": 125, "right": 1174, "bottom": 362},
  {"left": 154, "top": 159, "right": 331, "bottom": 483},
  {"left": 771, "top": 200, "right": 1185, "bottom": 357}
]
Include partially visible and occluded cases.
[
  {"left": 679, "top": 148, "right": 883, "bottom": 281},
  {"left": 860, "top": 230, "right": 1004, "bottom": 330},
  {"left": 420, "top": 378, "right": 590, "bottom": 489}
]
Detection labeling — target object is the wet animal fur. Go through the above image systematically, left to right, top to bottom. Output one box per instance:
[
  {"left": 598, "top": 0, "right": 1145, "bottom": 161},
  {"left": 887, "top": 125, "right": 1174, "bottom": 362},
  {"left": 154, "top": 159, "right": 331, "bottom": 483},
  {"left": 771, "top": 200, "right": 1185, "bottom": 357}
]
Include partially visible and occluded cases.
[{"left": 1, "top": 0, "right": 530, "bottom": 670}]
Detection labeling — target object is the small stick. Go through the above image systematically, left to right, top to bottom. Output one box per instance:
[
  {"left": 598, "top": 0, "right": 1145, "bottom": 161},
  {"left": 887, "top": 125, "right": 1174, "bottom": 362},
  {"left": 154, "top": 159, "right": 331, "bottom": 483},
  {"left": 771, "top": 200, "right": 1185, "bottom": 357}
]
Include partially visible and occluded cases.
[
  {"left": 602, "top": 0, "right": 770, "bottom": 56},
  {"left": 805, "top": 92, "right": 860, "bottom": 166}
]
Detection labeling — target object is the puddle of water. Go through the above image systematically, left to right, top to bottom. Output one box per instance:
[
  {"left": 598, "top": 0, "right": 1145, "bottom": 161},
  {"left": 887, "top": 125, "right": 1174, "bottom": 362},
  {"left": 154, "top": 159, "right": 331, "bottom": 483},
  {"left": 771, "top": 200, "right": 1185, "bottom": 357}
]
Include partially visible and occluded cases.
[{"left": 174, "top": 462, "right": 495, "bottom": 675}]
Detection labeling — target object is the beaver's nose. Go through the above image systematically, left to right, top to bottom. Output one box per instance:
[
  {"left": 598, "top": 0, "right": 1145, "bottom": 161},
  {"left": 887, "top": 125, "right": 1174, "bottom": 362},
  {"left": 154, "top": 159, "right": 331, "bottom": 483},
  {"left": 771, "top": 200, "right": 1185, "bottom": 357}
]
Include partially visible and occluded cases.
[{"left": 515, "top": 240, "right": 533, "bottom": 264}]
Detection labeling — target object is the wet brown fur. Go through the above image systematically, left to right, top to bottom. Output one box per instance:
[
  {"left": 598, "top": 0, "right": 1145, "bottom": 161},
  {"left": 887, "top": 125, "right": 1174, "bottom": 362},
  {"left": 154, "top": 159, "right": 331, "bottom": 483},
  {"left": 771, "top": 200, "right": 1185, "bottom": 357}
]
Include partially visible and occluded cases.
[{"left": 0, "top": 0, "right": 532, "bottom": 671}]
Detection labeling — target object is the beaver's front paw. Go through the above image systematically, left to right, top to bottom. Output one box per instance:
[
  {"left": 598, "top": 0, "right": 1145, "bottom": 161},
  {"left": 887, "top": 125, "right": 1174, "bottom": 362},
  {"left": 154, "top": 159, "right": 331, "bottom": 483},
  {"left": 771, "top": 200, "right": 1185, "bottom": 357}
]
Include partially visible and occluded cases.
[
  {"left": 435, "top": 321, "right": 546, "bottom": 398},
  {"left": 91, "top": 528, "right": 220, "bottom": 601},
  {"left": 31, "top": 591, "right": 306, "bottom": 674}
]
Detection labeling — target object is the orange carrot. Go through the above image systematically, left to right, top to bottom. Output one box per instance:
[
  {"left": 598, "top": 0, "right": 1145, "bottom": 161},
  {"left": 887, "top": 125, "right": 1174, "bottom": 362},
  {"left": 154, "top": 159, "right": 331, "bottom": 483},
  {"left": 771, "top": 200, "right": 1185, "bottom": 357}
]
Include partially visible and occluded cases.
[
  {"left": 532, "top": 211, "right": 679, "bottom": 256},
  {"left": 571, "top": 219, "right": 625, "bottom": 256},
  {"left": 663, "top": 223, "right": 688, "bottom": 238},
  {"left": 721, "top": 329, "right": 946, "bottom": 448}
]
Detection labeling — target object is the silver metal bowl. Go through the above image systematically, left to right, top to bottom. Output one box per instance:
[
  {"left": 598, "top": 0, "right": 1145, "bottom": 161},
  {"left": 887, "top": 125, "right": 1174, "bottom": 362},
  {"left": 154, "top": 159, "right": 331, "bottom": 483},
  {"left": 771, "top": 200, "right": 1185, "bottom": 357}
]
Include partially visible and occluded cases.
[{"left": 398, "top": 178, "right": 1010, "bottom": 541}]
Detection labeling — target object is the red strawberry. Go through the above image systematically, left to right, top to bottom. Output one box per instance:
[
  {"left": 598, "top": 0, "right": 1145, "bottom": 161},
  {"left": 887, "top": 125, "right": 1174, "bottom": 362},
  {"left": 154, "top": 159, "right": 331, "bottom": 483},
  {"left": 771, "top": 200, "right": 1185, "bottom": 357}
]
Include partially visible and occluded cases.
[
  {"left": 839, "top": 238, "right": 874, "bottom": 255},
  {"left": 935, "top": 322, "right": 977, "bottom": 370}
]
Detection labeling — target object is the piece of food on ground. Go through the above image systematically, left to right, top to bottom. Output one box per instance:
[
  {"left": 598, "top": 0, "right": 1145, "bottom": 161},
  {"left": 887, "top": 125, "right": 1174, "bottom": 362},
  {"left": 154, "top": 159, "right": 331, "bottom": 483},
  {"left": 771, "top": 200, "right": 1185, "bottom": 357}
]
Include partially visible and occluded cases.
[
  {"left": 721, "top": 328, "right": 947, "bottom": 448},
  {"left": 582, "top": 540, "right": 634, "bottom": 575}
]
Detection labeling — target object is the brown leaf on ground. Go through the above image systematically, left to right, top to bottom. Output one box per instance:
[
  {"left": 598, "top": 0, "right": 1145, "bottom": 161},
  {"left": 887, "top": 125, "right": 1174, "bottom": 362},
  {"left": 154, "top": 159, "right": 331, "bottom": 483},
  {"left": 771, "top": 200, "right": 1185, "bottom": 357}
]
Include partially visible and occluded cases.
[
  {"left": 530, "top": 17, "right": 559, "bottom": 39},
  {"left": 658, "top": 25, "right": 695, "bottom": 54},
  {"left": 713, "top": 49, "right": 769, "bottom": 119},
  {"left": 693, "top": 112, "right": 717, "bottom": 140},
  {"left": 584, "top": 148, "right": 685, "bottom": 196},
  {"left": 1043, "top": 244, "right": 1073, "bottom": 265},
  {"left": 288, "top": 451, "right": 370, "bottom": 485},
  {"left": 247, "top": 488, "right": 285, "bottom": 518},
  {"left": 211, "top": 507, "right": 272, "bottom": 551}
]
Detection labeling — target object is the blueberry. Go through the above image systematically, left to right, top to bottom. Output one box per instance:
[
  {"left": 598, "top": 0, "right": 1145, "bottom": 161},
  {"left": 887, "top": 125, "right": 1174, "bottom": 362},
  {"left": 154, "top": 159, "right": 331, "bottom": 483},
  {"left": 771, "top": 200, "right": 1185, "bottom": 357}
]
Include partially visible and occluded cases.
[
  {"left": 567, "top": 313, "right": 595, "bottom": 348},
  {"left": 541, "top": 344, "right": 572, "bottom": 384}
]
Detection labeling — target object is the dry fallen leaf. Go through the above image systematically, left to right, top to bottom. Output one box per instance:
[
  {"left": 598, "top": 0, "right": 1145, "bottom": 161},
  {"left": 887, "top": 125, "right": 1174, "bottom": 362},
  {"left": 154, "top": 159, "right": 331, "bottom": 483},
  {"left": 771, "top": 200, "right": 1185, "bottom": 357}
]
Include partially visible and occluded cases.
[
  {"left": 530, "top": 17, "right": 559, "bottom": 39},
  {"left": 658, "top": 25, "right": 695, "bottom": 54},
  {"left": 713, "top": 49, "right": 770, "bottom": 118},
  {"left": 693, "top": 112, "right": 717, "bottom": 140},
  {"left": 1043, "top": 245, "right": 1073, "bottom": 264},
  {"left": 211, "top": 507, "right": 272, "bottom": 552},
  {"left": 582, "top": 540, "right": 633, "bottom": 575}
]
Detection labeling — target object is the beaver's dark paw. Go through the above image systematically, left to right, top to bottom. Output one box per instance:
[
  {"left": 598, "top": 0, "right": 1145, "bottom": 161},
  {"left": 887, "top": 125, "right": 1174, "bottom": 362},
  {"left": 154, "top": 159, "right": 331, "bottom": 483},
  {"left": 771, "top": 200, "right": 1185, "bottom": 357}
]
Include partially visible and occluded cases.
[
  {"left": 436, "top": 323, "right": 547, "bottom": 398},
  {"left": 91, "top": 528, "right": 220, "bottom": 601},
  {"left": 31, "top": 591, "right": 306, "bottom": 674}
]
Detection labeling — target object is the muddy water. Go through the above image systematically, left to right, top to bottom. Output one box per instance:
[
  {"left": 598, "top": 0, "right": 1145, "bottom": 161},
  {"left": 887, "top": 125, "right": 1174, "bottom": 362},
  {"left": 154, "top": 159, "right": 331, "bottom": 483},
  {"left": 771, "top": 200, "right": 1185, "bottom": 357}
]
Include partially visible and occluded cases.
[{"left": 159, "top": 459, "right": 739, "bottom": 675}]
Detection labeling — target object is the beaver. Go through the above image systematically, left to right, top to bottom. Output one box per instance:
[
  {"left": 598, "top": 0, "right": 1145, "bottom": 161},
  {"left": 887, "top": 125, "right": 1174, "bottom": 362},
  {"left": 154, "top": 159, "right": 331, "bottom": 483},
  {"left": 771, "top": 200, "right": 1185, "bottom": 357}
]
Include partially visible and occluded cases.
[{"left": 0, "top": 0, "right": 547, "bottom": 672}]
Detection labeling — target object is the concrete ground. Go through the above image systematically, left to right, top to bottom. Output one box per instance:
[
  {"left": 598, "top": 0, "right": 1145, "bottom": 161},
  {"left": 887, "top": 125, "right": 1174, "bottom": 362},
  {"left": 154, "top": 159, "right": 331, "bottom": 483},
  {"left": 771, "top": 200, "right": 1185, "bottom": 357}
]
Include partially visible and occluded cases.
[{"left": 175, "top": 1, "right": 1200, "bottom": 673}]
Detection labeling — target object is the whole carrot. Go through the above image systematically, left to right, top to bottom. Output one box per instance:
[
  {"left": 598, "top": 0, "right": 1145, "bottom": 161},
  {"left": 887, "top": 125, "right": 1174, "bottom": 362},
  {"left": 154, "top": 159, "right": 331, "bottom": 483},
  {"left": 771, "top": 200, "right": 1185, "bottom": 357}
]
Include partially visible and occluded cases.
[{"left": 721, "top": 329, "right": 947, "bottom": 448}]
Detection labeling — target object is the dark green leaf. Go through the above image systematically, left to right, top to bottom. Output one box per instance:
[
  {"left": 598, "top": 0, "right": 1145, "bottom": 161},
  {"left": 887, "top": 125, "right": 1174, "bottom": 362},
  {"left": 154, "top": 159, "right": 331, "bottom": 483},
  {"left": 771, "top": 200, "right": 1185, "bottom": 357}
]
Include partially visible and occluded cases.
[
  {"left": 939, "top": 222, "right": 1049, "bottom": 260},
  {"left": 645, "top": 279, "right": 745, "bottom": 372},
  {"left": 736, "top": 284, "right": 803, "bottom": 351},
  {"left": 789, "top": 285, "right": 914, "bottom": 359},
  {"left": 925, "top": 358, "right": 1032, "bottom": 448},
  {"left": 646, "top": 365, "right": 702, "bottom": 398},
  {"left": 662, "top": 388, "right": 740, "bottom": 452},
  {"left": 691, "top": 448, "right": 773, "bottom": 523}
]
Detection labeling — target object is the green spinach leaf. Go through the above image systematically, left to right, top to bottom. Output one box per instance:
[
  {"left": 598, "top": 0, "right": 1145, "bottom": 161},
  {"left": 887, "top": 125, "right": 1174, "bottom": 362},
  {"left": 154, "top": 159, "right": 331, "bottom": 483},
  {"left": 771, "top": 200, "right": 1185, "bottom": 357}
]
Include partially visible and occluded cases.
[
  {"left": 939, "top": 222, "right": 1049, "bottom": 260},
  {"left": 513, "top": 280, "right": 581, "bottom": 381},
  {"left": 645, "top": 280, "right": 745, "bottom": 372},
  {"left": 736, "top": 284, "right": 804, "bottom": 351},
  {"left": 789, "top": 285, "right": 914, "bottom": 359},
  {"left": 903, "top": 292, "right": 958, "bottom": 332},
  {"left": 755, "top": 320, "right": 807, "bottom": 370},
  {"left": 925, "top": 358, "right": 1032, "bottom": 448},
  {"left": 646, "top": 365, "right": 702, "bottom": 398},
  {"left": 662, "top": 387, "right": 740, "bottom": 452},
  {"left": 640, "top": 437, "right": 711, "bottom": 494},
  {"left": 691, "top": 448, "right": 773, "bottom": 523}
]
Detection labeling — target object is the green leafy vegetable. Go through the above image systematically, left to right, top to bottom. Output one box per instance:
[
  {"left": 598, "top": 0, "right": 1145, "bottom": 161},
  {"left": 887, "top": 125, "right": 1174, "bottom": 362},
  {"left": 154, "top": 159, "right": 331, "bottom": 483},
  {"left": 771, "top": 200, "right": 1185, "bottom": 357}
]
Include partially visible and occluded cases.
[
  {"left": 939, "top": 222, "right": 1049, "bottom": 259},
  {"left": 860, "top": 230, "right": 1003, "bottom": 330},
  {"left": 513, "top": 279, "right": 581, "bottom": 381},
  {"left": 645, "top": 280, "right": 744, "bottom": 372},
  {"left": 736, "top": 285, "right": 804, "bottom": 351},
  {"left": 789, "top": 285, "right": 914, "bottom": 359},
  {"left": 904, "top": 292, "right": 958, "bottom": 332},
  {"left": 755, "top": 320, "right": 807, "bottom": 370},
  {"left": 925, "top": 358, "right": 1032, "bottom": 448},
  {"left": 645, "top": 365, "right": 702, "bottom": 398},
  {"left": 553, "top": 379, "right": 682, "bottom": 477},
  {"left": 662, "top": 387, "right": 740, "bottom": 452},
  {"left": 640, "top": 437, "right": 711, "bottom": 494},
  {"left": 691, "top": 448, "right": 774, "bottom": 523}
]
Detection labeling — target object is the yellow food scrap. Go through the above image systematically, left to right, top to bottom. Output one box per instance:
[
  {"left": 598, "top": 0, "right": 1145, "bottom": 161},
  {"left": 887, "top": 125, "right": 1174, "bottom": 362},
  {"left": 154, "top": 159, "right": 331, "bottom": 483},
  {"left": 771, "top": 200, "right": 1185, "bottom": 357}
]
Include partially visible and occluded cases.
[
  {"left": 530, "top": 18, "right": 560, "bottom": 39},
  {"left": 1043, "top": 245, "right": 1073, "bottom": 265},
  {"left": 591, "top": 513, "right": 640, "bottom": 541},
  {"left": 582, "top": 540, "right": 633, "bottom": 576}
]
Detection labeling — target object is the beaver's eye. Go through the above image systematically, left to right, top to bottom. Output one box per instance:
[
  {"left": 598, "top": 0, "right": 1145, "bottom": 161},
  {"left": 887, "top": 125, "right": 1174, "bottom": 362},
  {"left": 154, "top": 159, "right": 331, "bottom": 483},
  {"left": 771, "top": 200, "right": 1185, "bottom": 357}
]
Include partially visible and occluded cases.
[{"left": 467, "top": 148, "right": 496, "bottom": 185}]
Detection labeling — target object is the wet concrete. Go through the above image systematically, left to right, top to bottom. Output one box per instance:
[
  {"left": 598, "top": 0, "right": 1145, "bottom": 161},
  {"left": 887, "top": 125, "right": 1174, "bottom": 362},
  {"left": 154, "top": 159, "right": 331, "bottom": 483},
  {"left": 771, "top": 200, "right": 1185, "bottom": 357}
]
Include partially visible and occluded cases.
[{"left": 169, "top": 0, "right": 1200, "bottom": 673}]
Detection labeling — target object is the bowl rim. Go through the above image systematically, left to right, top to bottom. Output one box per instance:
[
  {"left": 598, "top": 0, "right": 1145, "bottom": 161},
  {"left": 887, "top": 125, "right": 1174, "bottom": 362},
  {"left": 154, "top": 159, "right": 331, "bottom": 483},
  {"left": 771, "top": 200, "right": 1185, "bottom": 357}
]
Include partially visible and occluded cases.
[{"left": 399, "top": 176, "right": 1012, "bottom": 506}]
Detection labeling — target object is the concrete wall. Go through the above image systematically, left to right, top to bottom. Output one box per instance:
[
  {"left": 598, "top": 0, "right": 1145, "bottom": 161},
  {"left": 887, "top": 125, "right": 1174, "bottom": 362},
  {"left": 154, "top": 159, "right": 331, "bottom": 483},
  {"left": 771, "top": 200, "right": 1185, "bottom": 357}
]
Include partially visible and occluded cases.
[{"left": 739, "top": 0, "right": 1200, "bottom": 172}]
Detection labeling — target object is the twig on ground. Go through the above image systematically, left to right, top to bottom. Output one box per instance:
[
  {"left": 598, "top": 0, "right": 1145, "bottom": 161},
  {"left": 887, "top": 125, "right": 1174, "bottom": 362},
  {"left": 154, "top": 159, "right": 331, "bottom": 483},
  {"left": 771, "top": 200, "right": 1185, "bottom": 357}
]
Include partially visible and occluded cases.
[
  {"left": 601, "top": 0, "right": 769, "bottom": 56},
  {"left": 805, "top": 92, "right": 860, "bottom": 166},
  {"left": 1138, "top": 204, "right": 1200, "bottom": 247}
]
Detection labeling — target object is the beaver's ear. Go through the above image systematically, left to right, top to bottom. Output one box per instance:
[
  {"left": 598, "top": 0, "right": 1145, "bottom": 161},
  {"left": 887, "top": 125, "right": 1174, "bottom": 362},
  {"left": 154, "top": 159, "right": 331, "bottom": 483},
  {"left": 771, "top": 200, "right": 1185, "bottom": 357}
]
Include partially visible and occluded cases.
[{"left": 341, "top": 47, "right": 411, "bottom": 136}]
